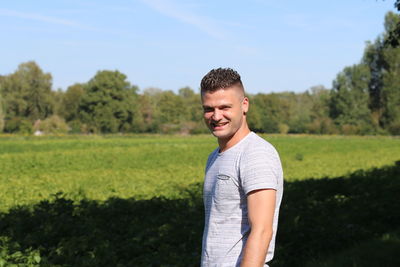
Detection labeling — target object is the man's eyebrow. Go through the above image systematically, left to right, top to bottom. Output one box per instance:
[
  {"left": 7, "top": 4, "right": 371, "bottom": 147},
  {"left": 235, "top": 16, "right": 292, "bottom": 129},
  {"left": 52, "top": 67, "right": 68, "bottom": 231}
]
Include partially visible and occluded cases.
[{"left": 202, "top": 104, "right": 232, "bottom": 108}]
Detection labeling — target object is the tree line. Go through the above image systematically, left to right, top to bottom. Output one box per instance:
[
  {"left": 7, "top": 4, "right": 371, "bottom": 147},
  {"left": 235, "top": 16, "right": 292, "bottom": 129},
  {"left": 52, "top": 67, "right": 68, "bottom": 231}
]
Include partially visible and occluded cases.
[{"left": 0, "top": 12, "right": 399, "bottom": 135}]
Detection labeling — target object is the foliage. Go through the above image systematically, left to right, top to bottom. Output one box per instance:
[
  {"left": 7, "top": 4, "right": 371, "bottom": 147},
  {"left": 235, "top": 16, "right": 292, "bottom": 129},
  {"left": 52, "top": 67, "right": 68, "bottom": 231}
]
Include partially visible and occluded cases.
[
  {"left": 384, "top": 0, "right": 400, "bottom": 47},
  {"left": 328, "top": 11, "right": 400, "bottom": 135},
  {"left": 381, "top": 13, "right": 400, "bottom": 134},
  {"left": 0, "top": 61, "right": 54, "bottom": 123},
  {"left": 330, "top": 64, "right": 373, "bottom": 134},
  {"left": 79, "top": 70, "right": 141, "bottom": 133},
  {"left": 60, "top": 83, "right": 85, "bottom": 122},
  {"left": 156, "top": 90, "right": 187, "bottom": 133},
  {"left": 0, "top": 95, "right": 4, "bottom": 133},
  {"left": 35, "top": 115, "right": 69, "bottom": 134},
  {"left": 3, "top": 117, "right": 32, "bottom": 134},
  {"left": 0, "top": 134, "right": 399, "bottom": 210},
  {"left": 0, "top": 135, "right": 399, "bottom": 265},
  {"left": 0, "top": 152, "right": 399, "bottom": 266},
  {"left": 277, "top": 163, "right": 400, "bottom": 267},
  {"left": 306, "top": 232, "right": 400, "bottom": 267},
  {"left": 0, "top": 237, "right": 41, "bottom": 266}
]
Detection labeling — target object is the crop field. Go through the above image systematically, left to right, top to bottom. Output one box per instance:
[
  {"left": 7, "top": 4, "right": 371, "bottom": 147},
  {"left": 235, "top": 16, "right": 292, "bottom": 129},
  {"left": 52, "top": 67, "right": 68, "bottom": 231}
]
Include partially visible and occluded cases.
[
  {"left": 0, "top": 134, "right": 399, "bottom": 266},
  {"left": 0, "top": 134, "right": 399, "bottom": 211}
]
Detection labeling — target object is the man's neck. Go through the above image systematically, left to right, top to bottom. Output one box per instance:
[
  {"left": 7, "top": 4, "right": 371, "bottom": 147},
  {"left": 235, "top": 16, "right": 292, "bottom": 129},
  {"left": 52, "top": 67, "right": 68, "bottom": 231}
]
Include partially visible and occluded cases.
[{"left": 218, "top": 125, "right": 251, "bottom": 153}]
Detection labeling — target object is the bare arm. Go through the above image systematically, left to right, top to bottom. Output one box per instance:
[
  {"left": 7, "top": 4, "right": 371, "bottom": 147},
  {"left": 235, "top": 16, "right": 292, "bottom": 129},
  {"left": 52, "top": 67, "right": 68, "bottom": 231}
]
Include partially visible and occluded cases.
[{"left": 240, "top": 189, "right": 276, "bottom": 267}]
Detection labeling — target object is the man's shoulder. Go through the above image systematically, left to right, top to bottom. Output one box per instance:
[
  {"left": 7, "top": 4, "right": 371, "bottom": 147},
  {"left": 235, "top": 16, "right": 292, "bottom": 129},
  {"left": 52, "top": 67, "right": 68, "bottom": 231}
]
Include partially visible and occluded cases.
[
  {"left": 243, "top": 132, "right": 278, "bottom": 153},
  {"left": 239, "top": 133, "right": 282, "bottom": 167},
  {"left": 240, "top": 133, "right": 283, "bottom": 183}
]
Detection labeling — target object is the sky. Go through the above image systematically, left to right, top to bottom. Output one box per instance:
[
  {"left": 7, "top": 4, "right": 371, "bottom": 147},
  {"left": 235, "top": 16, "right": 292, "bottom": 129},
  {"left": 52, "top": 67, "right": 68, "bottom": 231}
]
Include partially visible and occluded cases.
[{"left": 0, "top": 0, "right": 397, "bottom": 94}]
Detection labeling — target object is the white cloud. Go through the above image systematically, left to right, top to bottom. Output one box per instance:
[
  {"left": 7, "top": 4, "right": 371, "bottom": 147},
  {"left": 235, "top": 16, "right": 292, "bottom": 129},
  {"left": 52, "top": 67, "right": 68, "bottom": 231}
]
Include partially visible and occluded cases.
[
  {"left": 139, "top": 0, "right": 228, "bottom": 40},
  {"left": 0, "top": 8, "right": 98, "bottom": 32}
]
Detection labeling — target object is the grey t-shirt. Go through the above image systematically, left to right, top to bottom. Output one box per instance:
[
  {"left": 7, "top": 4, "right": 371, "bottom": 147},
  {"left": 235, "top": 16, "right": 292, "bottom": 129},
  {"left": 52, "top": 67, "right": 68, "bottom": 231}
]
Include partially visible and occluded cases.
[{"left": 201, "top": 132, "right": 283, "bottom": 267}]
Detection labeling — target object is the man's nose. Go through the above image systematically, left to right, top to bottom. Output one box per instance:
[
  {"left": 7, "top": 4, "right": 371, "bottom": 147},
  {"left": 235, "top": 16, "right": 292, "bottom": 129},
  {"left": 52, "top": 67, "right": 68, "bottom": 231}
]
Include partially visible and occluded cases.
[{"left": 212, "top": 109, "right": 223, "bottom": 121}]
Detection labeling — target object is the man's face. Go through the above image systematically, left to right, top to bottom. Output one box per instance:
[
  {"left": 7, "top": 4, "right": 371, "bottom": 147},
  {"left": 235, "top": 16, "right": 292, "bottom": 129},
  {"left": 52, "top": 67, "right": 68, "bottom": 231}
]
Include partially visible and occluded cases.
[{"left": 201, "top": 87, "right": 249, "bottom": 141}]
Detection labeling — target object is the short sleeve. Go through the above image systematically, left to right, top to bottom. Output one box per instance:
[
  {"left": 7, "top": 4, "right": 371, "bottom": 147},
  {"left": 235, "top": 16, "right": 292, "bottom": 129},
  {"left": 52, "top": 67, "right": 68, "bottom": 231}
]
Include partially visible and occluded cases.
[{"left": 239, "top": 143, "right": 282, "bottom": 195}]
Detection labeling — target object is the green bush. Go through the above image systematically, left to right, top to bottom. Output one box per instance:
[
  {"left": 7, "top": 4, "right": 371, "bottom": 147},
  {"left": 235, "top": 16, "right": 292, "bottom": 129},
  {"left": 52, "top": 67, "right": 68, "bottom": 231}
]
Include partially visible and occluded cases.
[
  {"left": 0, "top": 101, "right": 4, "bottom": 133},
  {"left": 38, "top": 115, "right": 69, "bottom": 134},
  {"left": 3, "top": 117, "right": 32, "bottom": 134},
  {"left": 67, "top": 119, "right": 83, "bottom": 134},
  {"left": 388, "top": 121, "right": 400, "bottom": 135},
  {"left": 0, "top": 164, "right": 399, "bottom": 266},
  {"left": 305, "top": 232, "right": 400, "bottom": 267},
  {"left": 0, "top": 237, "right": 41, "bottom": 266}
]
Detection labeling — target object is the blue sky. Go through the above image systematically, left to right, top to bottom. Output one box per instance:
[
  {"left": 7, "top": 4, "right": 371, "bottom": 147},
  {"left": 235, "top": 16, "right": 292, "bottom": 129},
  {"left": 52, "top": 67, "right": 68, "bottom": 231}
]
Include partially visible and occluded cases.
[{"left": 0, "top": 0, "right": 397, "bottom": 94}]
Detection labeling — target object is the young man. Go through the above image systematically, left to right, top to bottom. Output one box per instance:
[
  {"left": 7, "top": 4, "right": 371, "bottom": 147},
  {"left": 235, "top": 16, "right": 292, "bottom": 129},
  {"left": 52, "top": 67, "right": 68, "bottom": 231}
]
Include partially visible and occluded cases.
[{"left": 200, "top": 68, "right": 283, "bottom": 267}]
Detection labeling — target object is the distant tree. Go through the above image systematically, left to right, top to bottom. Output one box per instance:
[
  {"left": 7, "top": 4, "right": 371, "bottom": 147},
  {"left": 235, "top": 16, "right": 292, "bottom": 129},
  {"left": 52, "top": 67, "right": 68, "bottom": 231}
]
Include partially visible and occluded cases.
[
  {"left": 384, "top": 0, "right": 400, "bottom": 47},
  {"left": 362, "top": 11, "right": 400, "bottom": 134},
  {"left": 381, "top": 12, "right": 400, "bottom": 134},
  {"left": 363, "top": 39, "right": 384, "bottom": 127},
  {"left": 0, "top": 61, "right": 54, "bottom": 122},
  {"left": 0, "top": 61, "right": 55, "bottom": 133},
  {"left": 330, "top": 64, "right": 373, "bottom": 134},
  {"left": 79, "top": 70, "right": 141, "bottom": 133},
  {"left": 61, "top": 83, "right": 85, "bottom": 122},
  {"left": 307, "top": 85, "right": 336, "bottom": 134},
  {"left": 308, "top": 85, "right": 331, "bottom": 119},
  {"left": 136, "top": 87, "right": 203, "bottom": 134},
  {"left": 178, "top": 87, "right": 206, "bottom": 134},
  {"left": 178, "top": 87, "right": 199, "bottom": 121},
  {"left": 138, "top": 88, "right": 164, "bottom": 132},
  {"left": 52, "top": 89, "right": 65, "bottom": 117},
  {"left": 156, "top": 90, "right": 186, "bottom": 133},
  {"left": 284, "top": 92, "right": 312, "bottom": 134},
  {"left": 249, "top": 93, "right": 288, "bottom": 133},
  {"left": 0, "top": 94, "right": 4, "bottom": 132},
  {"left": 246, "top": 94, "right": 264, "bottom": 132},
  {"left": 3, "top": 117, "right": 33, "bottom": 134}
]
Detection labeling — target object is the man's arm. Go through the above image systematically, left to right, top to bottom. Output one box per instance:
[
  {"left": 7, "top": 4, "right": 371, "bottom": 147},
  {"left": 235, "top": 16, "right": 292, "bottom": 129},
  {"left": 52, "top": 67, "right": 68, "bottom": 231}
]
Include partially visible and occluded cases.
[{"left": 240, "top": 189, "right": 276, "bottom": 267}]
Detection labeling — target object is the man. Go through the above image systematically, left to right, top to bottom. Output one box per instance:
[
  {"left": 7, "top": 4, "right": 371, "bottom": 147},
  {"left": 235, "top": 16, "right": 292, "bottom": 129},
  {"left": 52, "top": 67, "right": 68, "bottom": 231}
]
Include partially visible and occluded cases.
[{"left": 200, "top": 68, "right": 283, "bottom": 267}]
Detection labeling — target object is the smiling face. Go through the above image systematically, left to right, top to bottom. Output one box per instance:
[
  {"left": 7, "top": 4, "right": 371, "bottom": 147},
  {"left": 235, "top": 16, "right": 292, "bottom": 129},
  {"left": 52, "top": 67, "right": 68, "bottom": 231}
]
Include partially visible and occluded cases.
[{"left": 201, "top": 86, "right": 250, "bottom": 151}]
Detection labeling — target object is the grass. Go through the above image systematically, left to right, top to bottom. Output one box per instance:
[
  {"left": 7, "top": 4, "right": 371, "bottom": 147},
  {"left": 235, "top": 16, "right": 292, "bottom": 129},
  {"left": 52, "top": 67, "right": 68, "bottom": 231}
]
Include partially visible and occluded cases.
[
  {"left": 0, "top": 134, "right": 399, "bottom": 266},
  {"left": 0, "top": 134, "right": 399, "bottom": 211}
]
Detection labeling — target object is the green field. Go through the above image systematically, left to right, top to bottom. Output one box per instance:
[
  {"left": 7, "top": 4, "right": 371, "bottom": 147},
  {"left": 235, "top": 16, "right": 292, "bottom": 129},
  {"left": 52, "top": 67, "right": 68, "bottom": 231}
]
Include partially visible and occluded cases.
[
  {"left": 0, "top": 134, "right": 399, "bottom": 266},
  {"left": 1, "top": 134, "right": 399, "bottom": 211}
]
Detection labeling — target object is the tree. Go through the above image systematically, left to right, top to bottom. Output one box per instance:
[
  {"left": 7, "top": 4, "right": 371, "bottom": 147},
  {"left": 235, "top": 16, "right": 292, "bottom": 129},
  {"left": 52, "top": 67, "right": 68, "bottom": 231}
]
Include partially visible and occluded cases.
[
  {"left": 385, "top": 0, "right": 400, "bottom": 47},
  {"left": 362, "top": 11, "right": 400, "bottom": 134},
  {"left": 381, "top": 12, "right": 400, "bottom": 134},
  {"left": 363, "top": 39, "right": 385, "bottom": 128},
  {"left": 1, "top": 62, "right": 54, "bottom": 121},
  {"left": 330, "top": 64, "right": 373, "bottom": 134},
  {"left": 79, "top": 70, "right": 141, "bottom": 133},
  {"left": 61, "top": 83, "right": 85, "bottom": 122},
  {"left": 306, "top": 86, "right": 336, "bottom": 134},
  {"left": 136, "top": 87, "right": 164, "bottom": 133},
  {"left": 178, "top": 87, "right": 206, "bottom": 134},
  {"left": 51, "top": 89, "right": 65, "bottom": 117},
  {"left": 156, "top": 90, "right": 186, "bottom": 133},
  {"left": 282, "top": 92, "right": 312, "bottom": 134},
  {"left": 248, "top": 93, "right": 288, "bottom": 133},
  {"left": 0, "top": 94, "right": 4, "bottom": 132},
  {"left": 246, "top": 94, "right": 264, "bottom": 132}
]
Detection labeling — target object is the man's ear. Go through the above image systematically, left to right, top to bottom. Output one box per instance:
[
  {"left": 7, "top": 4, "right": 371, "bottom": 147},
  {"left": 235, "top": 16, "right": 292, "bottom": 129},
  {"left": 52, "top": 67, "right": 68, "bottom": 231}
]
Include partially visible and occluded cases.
[{"left": 242, "top": 97, "right": 249, "bottom": 114}]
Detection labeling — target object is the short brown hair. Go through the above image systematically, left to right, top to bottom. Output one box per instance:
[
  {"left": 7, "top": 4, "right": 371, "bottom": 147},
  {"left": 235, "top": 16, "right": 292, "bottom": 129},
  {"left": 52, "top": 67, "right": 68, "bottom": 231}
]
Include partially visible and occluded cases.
[{"left": 200, "top": 68, "right": 244, "bottom": 94}]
